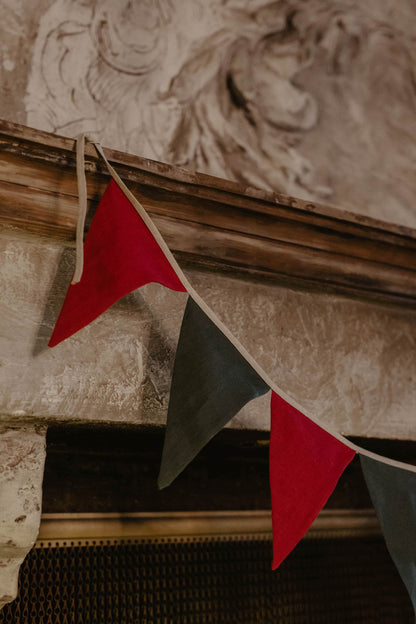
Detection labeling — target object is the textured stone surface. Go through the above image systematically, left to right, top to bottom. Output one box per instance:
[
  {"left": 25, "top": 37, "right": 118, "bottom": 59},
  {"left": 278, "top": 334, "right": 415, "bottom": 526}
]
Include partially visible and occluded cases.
[
  {"left": 0, "top": 0, "right": 416, "bottom": 226},
  {"left": 0, "top": 228, "right": 415, "bottom": 440},
  {"left": 0, "top": 230, "right": 185, "bottom": 425},
  {"left": 190, "top": 271, "right": 416, "bottom": 440},
  {"left": 0, "top": 426, "right": 46, "bottom": 608}
]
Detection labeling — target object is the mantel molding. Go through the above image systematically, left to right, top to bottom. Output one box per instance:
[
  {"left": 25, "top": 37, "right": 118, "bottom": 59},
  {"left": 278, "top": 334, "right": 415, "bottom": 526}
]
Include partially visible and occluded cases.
[{"left": 1, "top": 120, "right": 416, "bottom": 306}]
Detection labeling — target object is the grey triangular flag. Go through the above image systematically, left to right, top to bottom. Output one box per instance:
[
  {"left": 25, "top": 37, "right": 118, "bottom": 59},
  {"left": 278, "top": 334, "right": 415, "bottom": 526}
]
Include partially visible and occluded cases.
[
  {"left": 158, "top": 297, "right": 270, "bottom": 488},
  {"left": 361, "top": 454, "right": 416, "bottom": 614}
]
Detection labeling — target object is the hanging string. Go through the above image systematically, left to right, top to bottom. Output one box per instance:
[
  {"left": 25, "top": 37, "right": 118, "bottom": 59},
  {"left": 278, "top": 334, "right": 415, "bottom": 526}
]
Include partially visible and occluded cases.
[
  {"left": 71, "top": 133, "right": 88, "bottom": 285},
  {"left": 90, "top": 139, "right": 416, "bottom": 475}
]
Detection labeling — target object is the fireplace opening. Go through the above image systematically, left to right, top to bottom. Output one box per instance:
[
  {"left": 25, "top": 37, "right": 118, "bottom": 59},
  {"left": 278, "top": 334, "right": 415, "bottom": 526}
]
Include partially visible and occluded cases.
[{"left": 2, "top": 426, "right": 413, "bottom": 623}]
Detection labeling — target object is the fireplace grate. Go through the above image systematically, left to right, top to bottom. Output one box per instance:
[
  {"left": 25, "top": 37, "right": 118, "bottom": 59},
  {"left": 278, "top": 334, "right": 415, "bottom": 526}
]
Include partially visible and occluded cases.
[{"left": 0, "top": 535, "right": 412, "bottom": 623}]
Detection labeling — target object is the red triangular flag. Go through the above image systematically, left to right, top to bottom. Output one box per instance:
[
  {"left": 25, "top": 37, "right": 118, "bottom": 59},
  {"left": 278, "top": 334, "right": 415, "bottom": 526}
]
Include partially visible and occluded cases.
[
  {"left": 49, "top": 179, "right": 186, "bottom": 347},
  {"left": 270, "top": 391, "right": 355, "bottom": 568}
]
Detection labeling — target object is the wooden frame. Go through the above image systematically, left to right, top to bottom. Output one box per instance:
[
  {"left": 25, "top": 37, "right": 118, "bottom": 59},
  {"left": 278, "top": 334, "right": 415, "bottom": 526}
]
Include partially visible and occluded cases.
[{"left": 1, "top": 119, "right": 416, "bottom": 306}]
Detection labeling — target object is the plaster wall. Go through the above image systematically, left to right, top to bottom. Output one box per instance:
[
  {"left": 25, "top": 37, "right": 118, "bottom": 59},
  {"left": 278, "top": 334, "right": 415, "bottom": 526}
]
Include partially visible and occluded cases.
[
  {"left": 0, "top": 0, "right": 415, "bottom": 227},
  {"left": 1, "top": 229, "right": 415, "bottom": 441}
]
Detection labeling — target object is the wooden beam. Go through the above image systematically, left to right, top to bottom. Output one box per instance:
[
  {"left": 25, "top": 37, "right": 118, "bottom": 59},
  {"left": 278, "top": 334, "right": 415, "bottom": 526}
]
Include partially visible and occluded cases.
[{"left": 1, "top": 119, "right": 416, "bottom": 306}]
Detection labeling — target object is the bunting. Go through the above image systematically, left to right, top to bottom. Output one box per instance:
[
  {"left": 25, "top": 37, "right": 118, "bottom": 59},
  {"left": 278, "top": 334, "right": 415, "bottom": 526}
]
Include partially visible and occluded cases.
[
  {"left": 47, "top": 137, "right": 416, "bottom": 609},
  {"left": 49, "top": 179, "right": 186, "bottom": 347},
  {"left": 158, "top": 297, "right": 270, "bottom": 488},
  {"left": 270, "top": 391, "right": 355, "bottom": 568},
  {"left": 360, "top": 455, "right": 416, "bottom": 614}
]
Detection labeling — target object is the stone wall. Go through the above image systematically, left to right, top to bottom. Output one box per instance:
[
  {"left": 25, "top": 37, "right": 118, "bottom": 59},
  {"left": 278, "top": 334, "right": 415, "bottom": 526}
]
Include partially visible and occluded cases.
[{"left": 1, "top": 228, "right": 415, "bottom": 442}]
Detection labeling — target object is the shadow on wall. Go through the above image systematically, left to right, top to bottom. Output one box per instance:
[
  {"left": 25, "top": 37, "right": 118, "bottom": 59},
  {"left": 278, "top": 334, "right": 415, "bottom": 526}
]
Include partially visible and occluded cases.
[{"left": 32, "top": 246, "right": 74, "bottom": 357}]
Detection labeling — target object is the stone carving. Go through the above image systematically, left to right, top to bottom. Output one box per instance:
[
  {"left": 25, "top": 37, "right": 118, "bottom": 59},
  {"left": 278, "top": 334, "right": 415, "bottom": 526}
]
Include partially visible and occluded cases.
[
  {"left": 0, "top": 0, "right": 392, "bottom": 227},
  {"left": 24, "top": 0, "right": 416, "bottom": 223},
  {"left": 25, "top": 0, "right": 328, "bottom": 200},
  {"left": 0, "top": 427, "right": 46, "bottom": 608}
]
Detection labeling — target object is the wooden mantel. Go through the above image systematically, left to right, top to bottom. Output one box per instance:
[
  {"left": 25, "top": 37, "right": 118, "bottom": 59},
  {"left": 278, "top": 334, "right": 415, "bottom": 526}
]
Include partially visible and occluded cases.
[{"left": 1, "top": 120, "right": 416, "bottom": 307}]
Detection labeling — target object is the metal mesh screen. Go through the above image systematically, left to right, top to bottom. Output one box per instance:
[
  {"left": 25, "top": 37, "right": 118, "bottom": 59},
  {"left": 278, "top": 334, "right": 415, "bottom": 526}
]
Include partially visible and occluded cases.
[{"left": 0, "top": 535, "right": 412, "bottom": 624}]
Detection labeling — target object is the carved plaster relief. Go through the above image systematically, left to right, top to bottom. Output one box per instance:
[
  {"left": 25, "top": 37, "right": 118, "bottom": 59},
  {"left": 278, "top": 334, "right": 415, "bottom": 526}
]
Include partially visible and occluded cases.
[
  {"left": 23, "top": 0, "right": 416, "bottom": 225},
  {"left": 25, "top": 0, "right": 327, "bottom": 199},
  {"left": 0, "top": 427, "right": 46, "bottom": 608}
]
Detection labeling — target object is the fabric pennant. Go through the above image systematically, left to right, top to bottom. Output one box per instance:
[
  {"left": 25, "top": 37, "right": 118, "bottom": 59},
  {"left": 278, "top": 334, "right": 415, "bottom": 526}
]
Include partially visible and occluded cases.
[
  {"left": 49, "top": 179, "right": 186, "bottom": 347},
  {"left": 158, "top": 297, "right": 270, "bottom": 489},
  {"left": 270, "top": 391, "right": 355, "bottom": 569},
  {"left": 360, "top": 455, "right": 416, "bottom": 613}
]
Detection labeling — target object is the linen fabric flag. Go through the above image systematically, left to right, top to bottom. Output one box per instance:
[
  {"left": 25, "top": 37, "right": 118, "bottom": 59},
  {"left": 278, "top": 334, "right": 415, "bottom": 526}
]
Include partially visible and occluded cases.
[
  {"left": 49, "top": 179, "right": 186, "bottom": 347},
  {"left": 158, "top": 297, "right": 270, "bottom": 489},
  {"left": 270, "top": 391, "right": 355, "bottom": 569},
  {"left": 360, "top": 455, "right": 416, "bottom": 614}
]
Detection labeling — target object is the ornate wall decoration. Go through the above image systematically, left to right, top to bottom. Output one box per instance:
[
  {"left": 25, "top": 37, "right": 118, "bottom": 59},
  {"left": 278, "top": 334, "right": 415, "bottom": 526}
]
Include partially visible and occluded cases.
[{"left": 22, "top": 0, "right": 416, "bottom": 222}]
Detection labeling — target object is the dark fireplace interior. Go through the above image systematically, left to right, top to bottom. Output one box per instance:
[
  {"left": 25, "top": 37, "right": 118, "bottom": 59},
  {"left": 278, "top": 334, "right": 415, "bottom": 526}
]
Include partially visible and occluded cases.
[{"left": 1, "top": 426, "right": 414, "bottom": 624}]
